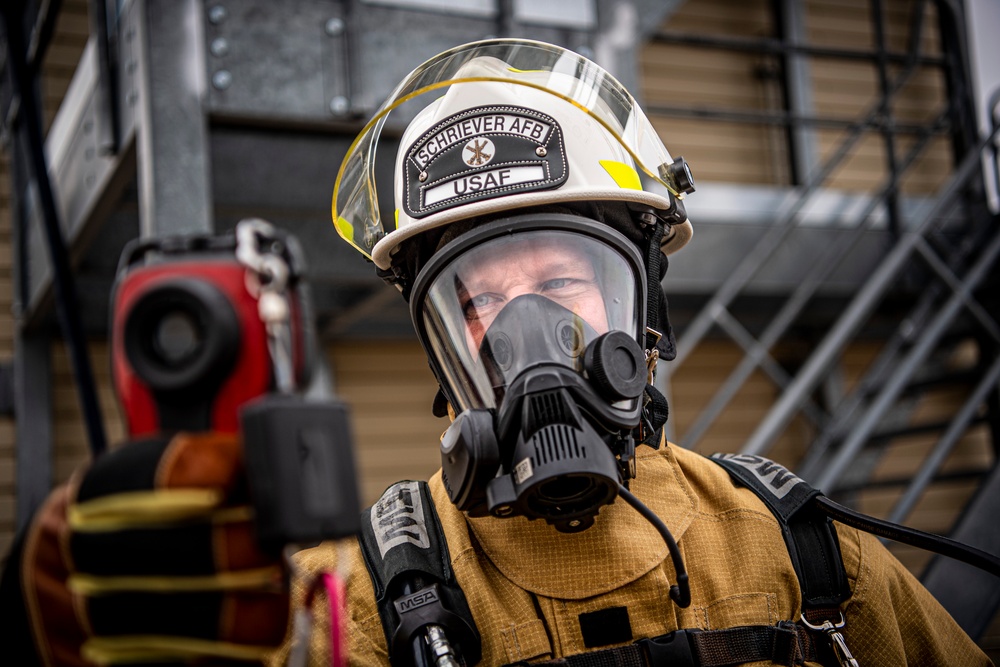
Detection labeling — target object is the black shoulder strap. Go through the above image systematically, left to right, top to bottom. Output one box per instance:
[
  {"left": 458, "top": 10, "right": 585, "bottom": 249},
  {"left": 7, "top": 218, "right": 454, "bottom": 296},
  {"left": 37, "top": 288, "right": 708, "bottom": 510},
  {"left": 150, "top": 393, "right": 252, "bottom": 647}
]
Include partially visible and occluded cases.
[
  {"left": 710, "top": 453, "right": 851, "bottom": 616},
  {"left": 359, "top": 480, "right": 482, "bottom": 666},
  {"left": 504, "top": 623, "right": 820, "bottom": 667}
]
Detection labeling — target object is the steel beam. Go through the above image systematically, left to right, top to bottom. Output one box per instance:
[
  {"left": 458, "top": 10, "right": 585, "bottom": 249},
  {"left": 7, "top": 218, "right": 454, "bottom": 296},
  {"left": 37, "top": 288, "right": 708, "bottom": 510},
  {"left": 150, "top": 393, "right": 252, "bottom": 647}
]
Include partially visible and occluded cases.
[
  {"left": 132, "top": 0, "right": 213, "bottom": 236},
  {"left": 778, "top": 0, "right": 818, "bottom": 186},
  {"left": 18, "top": 39, "right": 136, "bottom": 327},
  {"left": 13, "top": 332, "right": 52, "bottom": 529},
  {"left": 921, "top": 459, "right": 1000, "bottom": 640}
]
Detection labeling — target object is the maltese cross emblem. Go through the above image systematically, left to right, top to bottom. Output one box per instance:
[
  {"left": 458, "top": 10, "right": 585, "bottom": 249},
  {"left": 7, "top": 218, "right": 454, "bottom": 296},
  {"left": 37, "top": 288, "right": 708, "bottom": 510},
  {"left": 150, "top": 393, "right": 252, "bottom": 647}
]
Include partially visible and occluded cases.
[{"left": 463, "top": 137, "right": 495, "bottom": 167}]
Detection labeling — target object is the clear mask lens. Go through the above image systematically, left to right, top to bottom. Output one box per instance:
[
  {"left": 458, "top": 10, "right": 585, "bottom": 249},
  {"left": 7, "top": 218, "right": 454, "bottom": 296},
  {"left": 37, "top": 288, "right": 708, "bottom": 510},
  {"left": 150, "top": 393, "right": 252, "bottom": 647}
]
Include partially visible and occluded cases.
[{"left": 418, "top": 228, "right": 640, "bottom": 412}]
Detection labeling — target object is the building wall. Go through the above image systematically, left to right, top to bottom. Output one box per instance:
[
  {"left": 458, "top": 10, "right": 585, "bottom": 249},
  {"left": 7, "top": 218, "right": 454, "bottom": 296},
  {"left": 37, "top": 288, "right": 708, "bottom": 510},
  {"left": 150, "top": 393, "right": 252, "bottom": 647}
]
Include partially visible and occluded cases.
[
  {"left": 641, "top": 0, "right": 951, "bottom": 194},
  {"left": 0, "top": 153, "right": 13, "bottom": 558}
]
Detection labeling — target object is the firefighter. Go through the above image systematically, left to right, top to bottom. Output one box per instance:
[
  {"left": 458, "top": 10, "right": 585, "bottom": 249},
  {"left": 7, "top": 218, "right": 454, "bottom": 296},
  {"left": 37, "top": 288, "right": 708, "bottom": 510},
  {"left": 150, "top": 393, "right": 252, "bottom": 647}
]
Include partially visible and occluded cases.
[{"left": 288, "top": 38, "right": 991, "bottom": 666}]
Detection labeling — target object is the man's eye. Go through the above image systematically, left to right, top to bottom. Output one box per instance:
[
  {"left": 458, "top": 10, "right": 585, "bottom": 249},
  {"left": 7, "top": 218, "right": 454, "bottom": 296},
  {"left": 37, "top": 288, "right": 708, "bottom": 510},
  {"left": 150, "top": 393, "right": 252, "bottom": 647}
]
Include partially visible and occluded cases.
[
  {"left": 541, "top": 278, "right": 575, "bottom": 291},
  {"left": 464, "top": 293, "right": 500, "bottom": 318},
  {"left": 471, "top": 294, "right": 494, "bottom": 308}
]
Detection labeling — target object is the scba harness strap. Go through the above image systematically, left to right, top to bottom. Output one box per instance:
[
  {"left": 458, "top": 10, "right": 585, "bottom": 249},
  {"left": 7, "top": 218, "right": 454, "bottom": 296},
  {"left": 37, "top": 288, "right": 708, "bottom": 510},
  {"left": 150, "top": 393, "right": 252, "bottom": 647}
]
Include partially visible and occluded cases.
[
  {"left": 710, "top": 453, "right": 854, "bottom": 667},
  {"left": 710, "top": 454, "right": 851, "bottom": 614},
  {"left": 360, "top": 456, "right": 851, "bottom": 667},
  {"left": 359, "top": 481, "right": 482, "bottom": 667},
  {"left": 512, "top": 622, "right": 824, "bottom": 667}
]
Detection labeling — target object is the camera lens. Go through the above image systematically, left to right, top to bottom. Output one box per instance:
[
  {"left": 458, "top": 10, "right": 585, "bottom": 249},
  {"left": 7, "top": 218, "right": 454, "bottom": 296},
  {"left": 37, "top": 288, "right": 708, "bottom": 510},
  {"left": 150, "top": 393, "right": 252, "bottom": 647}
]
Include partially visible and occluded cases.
[
  {"left": 124, "top": 278, "right": 240, "bottom": 393},
  {"left": 153, "top": 310, "right": 203, "bottom": 364}
]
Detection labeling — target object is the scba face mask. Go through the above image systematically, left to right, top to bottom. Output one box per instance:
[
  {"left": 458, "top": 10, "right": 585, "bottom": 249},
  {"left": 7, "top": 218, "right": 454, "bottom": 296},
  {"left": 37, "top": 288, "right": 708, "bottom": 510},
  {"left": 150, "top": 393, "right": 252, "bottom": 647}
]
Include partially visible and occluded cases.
[{"left": 411, "top": 214, "right": 651, "bottom": 532}]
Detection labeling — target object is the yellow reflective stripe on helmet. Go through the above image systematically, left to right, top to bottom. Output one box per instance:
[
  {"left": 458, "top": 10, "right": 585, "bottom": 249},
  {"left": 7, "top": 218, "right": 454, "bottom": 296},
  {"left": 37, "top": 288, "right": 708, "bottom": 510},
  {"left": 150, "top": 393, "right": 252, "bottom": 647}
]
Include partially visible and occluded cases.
[
  {"left": 600, "top": 160, "right": 643, "bottom": 191},
  {"left": 394, "top": 208, "right": 400, "bottom": 229},
  {"left": 335, "top": 215, "right": 356, "bottom": 244},
  {"left": 68, "top": 489, "right": 225, "bottom": 531},
  {"left": 68, "top": 566, "right": 283, "bottom": 595},
  {"left": 82, "top": 636, "right": 273, "bottom": 664}
]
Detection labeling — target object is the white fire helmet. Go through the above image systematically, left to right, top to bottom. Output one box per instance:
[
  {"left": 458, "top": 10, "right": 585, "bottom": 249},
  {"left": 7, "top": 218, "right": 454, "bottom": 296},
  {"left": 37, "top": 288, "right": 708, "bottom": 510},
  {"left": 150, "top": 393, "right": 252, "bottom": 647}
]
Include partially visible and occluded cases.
[{"left": 332, "top": 39, "right": 693, "bottom": 272}]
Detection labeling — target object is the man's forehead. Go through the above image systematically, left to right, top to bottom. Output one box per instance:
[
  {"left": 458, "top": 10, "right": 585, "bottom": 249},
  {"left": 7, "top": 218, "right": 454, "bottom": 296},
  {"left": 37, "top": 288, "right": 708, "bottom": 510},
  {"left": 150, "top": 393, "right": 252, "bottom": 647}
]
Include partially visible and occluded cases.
[{"left": 460, "top": 237, "right": 593, "bottom": 282}]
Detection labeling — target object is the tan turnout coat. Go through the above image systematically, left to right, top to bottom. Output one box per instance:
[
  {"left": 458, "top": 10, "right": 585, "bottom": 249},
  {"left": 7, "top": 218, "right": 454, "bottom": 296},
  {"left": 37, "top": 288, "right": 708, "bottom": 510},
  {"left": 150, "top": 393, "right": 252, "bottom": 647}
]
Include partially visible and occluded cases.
[{"left": 288, "top": 443, "right": 991, "bottom": 666}]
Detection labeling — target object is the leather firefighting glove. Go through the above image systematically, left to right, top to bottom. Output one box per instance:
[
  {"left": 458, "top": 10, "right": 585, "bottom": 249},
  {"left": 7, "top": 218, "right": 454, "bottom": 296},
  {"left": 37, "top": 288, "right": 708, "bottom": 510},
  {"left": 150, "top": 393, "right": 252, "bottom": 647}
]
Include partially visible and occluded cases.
[{"left": 20, "top": 431, "right": 290, "bottom": 666}]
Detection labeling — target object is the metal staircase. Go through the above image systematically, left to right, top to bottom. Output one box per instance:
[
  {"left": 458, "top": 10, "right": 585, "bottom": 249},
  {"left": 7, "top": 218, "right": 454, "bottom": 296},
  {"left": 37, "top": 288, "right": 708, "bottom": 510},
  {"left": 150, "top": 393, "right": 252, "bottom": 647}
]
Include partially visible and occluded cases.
[{"left": 657, "top": 0, "right": 1000, "bottom": 640}]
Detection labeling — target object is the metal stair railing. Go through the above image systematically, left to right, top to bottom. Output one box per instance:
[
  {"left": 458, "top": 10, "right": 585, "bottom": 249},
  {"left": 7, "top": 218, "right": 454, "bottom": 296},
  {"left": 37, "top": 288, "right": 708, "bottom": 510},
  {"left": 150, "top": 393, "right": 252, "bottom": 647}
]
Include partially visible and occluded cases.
[
  {"left": 664, "top": 0, "right": 952, "bottom": 446},
  {"left": 669, "top": 61, "right": 932, "bottom": 370},
  {"left": 748, "top": 92, "right": 1000, "bottom": 636},
  {"left": 805, "top": 92, "right": 1000, "bottom": 504},
  {"left": 679, "top": 108, "right": 951, "bottom": 449},
  {"left": 740, "top": 118, "right": 1000, "bottom": 458},
  {"left": 793, "top": 125, "right": 1000, "bottom": 480},
  {"left": 810, "top": 216, "right": 1000, "bottom": 491},
  {"left": 794, "top": 250, "right": 983, "bottom": 481},
  {"left": 887, "top": 348, "right": 1000, "bottom": 525},
  {"left": 921, "top": 445, "right": 1000, "bottom": 640}
]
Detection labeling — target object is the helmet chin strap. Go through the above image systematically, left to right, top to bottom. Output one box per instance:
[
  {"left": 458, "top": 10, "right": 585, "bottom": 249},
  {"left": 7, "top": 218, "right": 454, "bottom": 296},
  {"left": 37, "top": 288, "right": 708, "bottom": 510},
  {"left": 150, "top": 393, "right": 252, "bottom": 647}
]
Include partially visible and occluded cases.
[
  {"left": 630, "top": 213, "right": 673, "bottom": 449},
  {"left": 641, "top": 215, "right": 666, "bottom": 353}
]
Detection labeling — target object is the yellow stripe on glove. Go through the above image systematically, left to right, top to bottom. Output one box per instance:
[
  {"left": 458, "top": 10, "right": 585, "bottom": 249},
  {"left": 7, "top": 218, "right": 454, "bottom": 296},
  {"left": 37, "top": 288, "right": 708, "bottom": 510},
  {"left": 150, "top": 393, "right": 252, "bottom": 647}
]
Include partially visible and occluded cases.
[
  {"left": 68, "top": 489, "right": 227, "bottom": 531},
  {"left": 68, "top": 566, "right": 285, "bottom": 596},
  {"left": 82, "top": 635, "right": 275, "bottom": 665}
]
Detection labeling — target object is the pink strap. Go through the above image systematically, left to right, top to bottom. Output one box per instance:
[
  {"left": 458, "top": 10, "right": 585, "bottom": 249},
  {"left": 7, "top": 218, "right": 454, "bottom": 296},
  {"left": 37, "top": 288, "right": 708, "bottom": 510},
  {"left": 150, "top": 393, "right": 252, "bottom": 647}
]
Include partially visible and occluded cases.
[{"left": 306, "top": 571, "right": 347, "bottom": 667}]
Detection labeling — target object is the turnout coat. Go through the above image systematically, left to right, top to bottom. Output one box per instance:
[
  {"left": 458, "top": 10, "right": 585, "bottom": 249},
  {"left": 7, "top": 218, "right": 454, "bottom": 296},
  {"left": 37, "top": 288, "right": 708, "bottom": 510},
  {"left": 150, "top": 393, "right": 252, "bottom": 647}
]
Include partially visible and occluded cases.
[{"left": 283, "top": 443, "right": 991, "bottom": 666}]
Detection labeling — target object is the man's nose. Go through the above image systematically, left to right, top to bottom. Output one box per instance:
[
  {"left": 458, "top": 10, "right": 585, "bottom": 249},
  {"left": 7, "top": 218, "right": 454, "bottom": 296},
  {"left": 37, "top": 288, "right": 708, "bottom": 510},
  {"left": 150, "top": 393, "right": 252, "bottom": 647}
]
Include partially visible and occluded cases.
[{"left": 505, "top": 284, "right": 536, "bottom": 301}]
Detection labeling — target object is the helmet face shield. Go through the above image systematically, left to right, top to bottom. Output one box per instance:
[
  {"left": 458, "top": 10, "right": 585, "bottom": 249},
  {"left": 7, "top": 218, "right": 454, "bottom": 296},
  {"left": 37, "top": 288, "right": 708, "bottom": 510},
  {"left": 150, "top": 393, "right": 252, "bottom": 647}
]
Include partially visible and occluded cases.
[
  {"left": 332, "top": 38, "right": 691, "bottom": 269},
  {"left": 411, "top": 215, "right": 645, "bottom": 413}
]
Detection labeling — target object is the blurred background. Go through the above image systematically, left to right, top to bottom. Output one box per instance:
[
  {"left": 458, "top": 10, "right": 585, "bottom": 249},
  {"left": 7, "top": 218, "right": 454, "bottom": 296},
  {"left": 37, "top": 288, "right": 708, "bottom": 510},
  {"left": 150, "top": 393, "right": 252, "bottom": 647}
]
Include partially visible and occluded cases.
[{"left": 1, "top": 0, "right": 998, "bottom": 658}]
